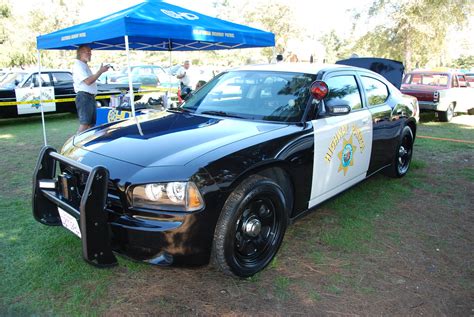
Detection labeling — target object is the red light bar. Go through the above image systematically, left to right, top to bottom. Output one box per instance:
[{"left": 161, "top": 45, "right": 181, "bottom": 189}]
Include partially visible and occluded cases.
[{"left": 310, "top": 81, "right": 329, "bottom": 100}]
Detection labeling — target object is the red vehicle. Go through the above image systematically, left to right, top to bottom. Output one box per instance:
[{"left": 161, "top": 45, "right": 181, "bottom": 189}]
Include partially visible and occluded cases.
[{"left": 401, "top": 70, "right": 474, "bottom": 121}]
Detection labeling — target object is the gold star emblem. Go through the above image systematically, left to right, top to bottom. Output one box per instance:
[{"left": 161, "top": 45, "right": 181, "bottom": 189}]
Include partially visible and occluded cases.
[{"left": 338, "top": 135, "right": 357, "bottom": 176}]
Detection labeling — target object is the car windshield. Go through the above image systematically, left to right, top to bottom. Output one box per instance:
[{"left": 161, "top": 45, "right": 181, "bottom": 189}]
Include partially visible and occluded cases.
[
  {"left": 181, "top": 70, "right": 316, "bottom": 123},
  {"left": 0, "top": 72, "right": 27, "bottom": 88},
  {"left": 403, "top": 73, "right": 449, "bottom": 87}
]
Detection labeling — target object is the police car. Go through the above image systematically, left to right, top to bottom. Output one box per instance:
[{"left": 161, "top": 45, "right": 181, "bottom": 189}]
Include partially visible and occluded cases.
[{"left": 33, "top": 62, "right": 418, "bottom": 277}]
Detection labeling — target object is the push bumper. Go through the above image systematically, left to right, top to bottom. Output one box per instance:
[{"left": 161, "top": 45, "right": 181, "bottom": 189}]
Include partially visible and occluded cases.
[
  {"left": 32, "top": 146, "right": 118, "bottom": 267},
  {"left": 32, "top": 146, "right": 216, "bottom": 268}
]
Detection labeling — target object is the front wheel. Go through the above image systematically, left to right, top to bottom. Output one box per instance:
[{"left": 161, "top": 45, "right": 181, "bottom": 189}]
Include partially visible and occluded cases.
[
  {"left": 385, "top": 126, "right": 414, "bottom": 178},
  {"left": 212, "top": 175, "right": 289, "bottom": 278}
]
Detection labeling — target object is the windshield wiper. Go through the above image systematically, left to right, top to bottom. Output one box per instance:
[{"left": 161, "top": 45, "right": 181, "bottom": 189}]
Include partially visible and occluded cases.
[
  {"left": 168, "top": 107, "right": 194, "bottom": 113},
  {"left": 199, "top": 110, "right": 244, "bottom": 118}
]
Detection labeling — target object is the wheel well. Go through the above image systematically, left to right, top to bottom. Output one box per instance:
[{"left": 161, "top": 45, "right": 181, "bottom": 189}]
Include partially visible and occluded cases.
[
  {"left": 406, "top": 120, "right": 416, "bottom": 140},
  {"left": 230, "top": 165, "right": 295, "bottom": 217},
  {"left": 256, "top": 167, "right": 294, "bottom": 217}
]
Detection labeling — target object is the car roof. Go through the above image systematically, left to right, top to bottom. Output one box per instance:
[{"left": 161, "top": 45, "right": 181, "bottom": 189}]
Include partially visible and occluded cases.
[{"left": 230, "top": 63, "right": 351, "bottom": 75}]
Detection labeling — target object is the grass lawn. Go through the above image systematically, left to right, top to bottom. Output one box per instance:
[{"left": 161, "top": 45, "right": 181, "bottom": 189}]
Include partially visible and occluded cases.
[{"left": 0, "top": 112, "right": 472, "bottom": 315}]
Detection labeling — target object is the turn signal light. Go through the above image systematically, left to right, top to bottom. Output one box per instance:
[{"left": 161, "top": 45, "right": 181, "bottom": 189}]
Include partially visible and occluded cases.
[
  {"left": 310, "top": 81, "right": 329, "bottom": 100},
  {"left": 433, "top": 91, "right": 439, "bottom": 102}
]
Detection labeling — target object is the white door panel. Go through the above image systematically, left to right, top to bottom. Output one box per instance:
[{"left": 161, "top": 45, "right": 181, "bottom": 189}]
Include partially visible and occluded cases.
[{"left": 309, "top": 109, "right": 373, "bottom": 208}]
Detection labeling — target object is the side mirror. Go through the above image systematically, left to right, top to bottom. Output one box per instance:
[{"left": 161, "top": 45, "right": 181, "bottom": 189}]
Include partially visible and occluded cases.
[{"left": 325, "top": 99, "right": 351, "bottom": 116}]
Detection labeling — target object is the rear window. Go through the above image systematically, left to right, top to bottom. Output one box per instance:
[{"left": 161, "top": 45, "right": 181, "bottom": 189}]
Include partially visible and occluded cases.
[{"left": 403, "top": 73, "right": 449, "bottom": 87}]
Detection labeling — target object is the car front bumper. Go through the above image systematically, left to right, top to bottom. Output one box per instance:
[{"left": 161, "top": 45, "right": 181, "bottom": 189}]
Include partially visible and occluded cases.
[{"left": 32, "top": 146, "right": 216, "bottom": 268}]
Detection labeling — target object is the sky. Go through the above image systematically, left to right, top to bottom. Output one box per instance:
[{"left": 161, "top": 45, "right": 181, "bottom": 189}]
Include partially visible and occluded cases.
[
  {"left": 14, "top": 0, "right": 473, "bottom": 60},
  {"left": 79, "top": 0, "right": 371, "bottom": 37}
]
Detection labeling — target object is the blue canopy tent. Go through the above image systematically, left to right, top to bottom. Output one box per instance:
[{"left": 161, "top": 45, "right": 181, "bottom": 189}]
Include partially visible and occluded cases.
[{"left": 35, "top": 0, "right": 275, "bottom": 144}]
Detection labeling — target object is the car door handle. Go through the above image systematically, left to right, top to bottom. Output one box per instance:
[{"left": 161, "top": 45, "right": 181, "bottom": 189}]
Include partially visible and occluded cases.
[{"left": 362, "top": 119, "right": 369, "bottom": 125}]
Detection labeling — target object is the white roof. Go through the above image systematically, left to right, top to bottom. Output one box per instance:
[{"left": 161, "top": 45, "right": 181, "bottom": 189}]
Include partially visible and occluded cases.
[{"left": 232, "top": 63, "right": 350, "bottom": 75}]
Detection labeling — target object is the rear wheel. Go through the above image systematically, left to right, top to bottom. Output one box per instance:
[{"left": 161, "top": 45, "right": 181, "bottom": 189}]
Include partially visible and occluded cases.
[
  {"left": 438, "top": 103, "right": 454, "bottom": 122},
  {"left": 385, "top": 126, "right": 414, "bottom": 178},
  {"left": 212, "top": 175, "right": 288, "bottom": 278}
]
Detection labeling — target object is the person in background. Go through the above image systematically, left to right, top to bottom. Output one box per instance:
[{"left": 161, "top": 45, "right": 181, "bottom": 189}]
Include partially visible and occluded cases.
[
  {"left": 73, "top": 44, "right": 110, "bottom": 133},
  {"left": 176, "top": 60, "right": 191, "bottom": 91}
]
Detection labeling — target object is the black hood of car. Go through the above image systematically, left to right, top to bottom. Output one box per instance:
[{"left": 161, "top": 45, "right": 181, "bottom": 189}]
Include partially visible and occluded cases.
[
  {"left": 336, "top": 57, "right": 405, "bottom": 89},
  {"left": 73, "top": 110, "right": 286, "bottom": 167}
]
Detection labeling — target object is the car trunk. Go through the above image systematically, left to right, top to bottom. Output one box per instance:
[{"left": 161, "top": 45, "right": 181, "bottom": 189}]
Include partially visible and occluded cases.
[{"left": 336, "top": 57, "right": 404, "bottom": 89}]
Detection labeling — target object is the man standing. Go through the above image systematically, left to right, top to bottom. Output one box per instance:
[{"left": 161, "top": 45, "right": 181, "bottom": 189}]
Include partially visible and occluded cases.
[
  {"left": 73, "top": 44, "right": 109, "bottom": 133},
  {"left": 176, "top": 60, "right": 191, "bottom": 91}
]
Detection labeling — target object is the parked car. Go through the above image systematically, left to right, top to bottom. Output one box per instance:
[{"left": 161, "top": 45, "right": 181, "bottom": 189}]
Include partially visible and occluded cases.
[
  {"left": 33, "top": 61, "right": 418, "bottom": 277},
  {"left": 108, "top": 65, "right": 179, "bottom": 87},
  {"left": 0, "top": 69, "right": 139, "bottom": 118},
  {"left": 400, "top": 70, "right": 474, "bottom": 121},
  {"left": 466, "top": 73, "right": 474, "bottom": 85}
]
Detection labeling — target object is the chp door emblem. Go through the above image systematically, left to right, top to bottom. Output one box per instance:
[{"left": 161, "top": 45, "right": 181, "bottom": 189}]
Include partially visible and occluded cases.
[{"left": 337, "top": 135, "right": 357, "bottom": 176}]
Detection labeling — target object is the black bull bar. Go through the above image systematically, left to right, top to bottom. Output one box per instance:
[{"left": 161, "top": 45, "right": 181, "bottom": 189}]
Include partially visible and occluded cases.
[{"left": 32, "top": 146, "right": 118, "bottom": 267}]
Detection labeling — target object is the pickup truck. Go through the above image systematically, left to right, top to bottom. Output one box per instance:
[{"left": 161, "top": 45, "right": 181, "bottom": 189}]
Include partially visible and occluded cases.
[
  {"left": 0, "top": 69, "right": 139, "bottom": 119},
  {"left": 400, "top": 70, "right": 474, "bottom": 121}
]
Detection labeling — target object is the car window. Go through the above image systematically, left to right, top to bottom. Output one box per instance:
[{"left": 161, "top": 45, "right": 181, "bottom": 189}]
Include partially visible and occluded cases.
[
  {"left": 182, "top": 70, "right": 316, "bottom": 123},
  {"left": 0, "top": 72, "right": 27, "bottom": 88},
  {"left": 51, "top": 72, "right": 72, "bottom": 85},
  {"left": 23, "top": 73, "right": 51, "bottom": 87},
  {"left": 403, "top": 73, "right": 449, "bottom": 86},
  {"left": 324, "top": 75, "right": 362, "bottom": 110},
  {"left": 457, "top": 75, "right": 467, "bottom": 87},
  {"left": 361, "top": 76, "right": 389, "bottom": 106}
]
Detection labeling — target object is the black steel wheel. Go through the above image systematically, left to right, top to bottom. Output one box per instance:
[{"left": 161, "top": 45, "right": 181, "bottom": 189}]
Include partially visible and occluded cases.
[
  {"left": 385, "top": 126, "right": 414, "bottom": 178},
  {"left": 212, "top": 175, "right": 289, "bottom": 277}
]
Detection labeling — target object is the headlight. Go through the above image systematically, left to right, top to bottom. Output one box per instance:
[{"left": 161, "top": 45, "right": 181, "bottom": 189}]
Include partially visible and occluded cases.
[{"left": 131, "top": 182, "right": 204, "bottom": 212}]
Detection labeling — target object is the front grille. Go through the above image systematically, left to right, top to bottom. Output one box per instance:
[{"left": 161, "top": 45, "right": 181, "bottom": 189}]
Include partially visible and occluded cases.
[{"left": 58, "top": 163, "right": 125, "bottom": 215}]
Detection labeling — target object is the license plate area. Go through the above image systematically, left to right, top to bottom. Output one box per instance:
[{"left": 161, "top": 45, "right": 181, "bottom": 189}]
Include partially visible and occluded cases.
[{"left": 58, "top": 207, "right": 82, "bottom": 238}]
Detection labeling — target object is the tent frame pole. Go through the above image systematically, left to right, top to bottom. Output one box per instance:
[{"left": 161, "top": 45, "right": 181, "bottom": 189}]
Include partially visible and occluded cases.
[
  {"left": 124, "top": 35, "right": 143, "bottom": 136},
  {"left": 124, "top": 36, "right": 136, "bottom": 117},
  {"left": 37, "top": 49, "right": 47, "bottom": 146}
]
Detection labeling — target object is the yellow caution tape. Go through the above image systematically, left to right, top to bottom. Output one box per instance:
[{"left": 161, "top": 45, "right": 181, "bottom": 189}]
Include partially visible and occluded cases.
[{"left": 0, "top": 87, "right": 179, "bottom": 107}]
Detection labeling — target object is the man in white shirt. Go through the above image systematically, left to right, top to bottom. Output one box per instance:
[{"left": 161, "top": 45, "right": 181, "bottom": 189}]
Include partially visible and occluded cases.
[
  {"left": 73, "top": 45, "right": 109, "bottom": 133},
  {"left": 176, "top": 60, "right": 191, "bottom": 89}
]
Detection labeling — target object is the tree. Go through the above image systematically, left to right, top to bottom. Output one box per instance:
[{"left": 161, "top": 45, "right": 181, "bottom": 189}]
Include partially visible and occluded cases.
[
  {"left": 0, "top": 0, "right": 83, "bottom": 68},
  {"left": 210, "top": 0, "right": 301, "bottom": 63},
  {"left": 352, "top": 0, "right": 473, "bottom": 70},
  {"left": 451, "top": 55, "right": 474, "bottom": 70}
]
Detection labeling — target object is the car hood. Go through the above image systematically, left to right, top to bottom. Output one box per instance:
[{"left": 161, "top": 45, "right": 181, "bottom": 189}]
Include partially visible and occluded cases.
[{"left": 72, "top": 110, "right": 286, "bottom": 167}]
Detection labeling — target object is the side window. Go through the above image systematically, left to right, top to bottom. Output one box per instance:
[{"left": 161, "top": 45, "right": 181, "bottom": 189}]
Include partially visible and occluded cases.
[
  {"left": 51, "top": 72, "right": 73, "bottom": 85},
  {"left": 23, "top": 73, "right": 51, "bottom": 87},
  {"left": 324, "top": 75, "right": 362, "bottom": 110},
  {"left": 457, "top": 75, "right": 467, "bottom": 88},
  {"left": 361, "top": 76, "right": 389, "bottom": 106}
]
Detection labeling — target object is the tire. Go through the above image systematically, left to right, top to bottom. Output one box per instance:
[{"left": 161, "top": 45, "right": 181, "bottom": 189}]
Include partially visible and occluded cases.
[
  {"left": 438, "top": 103, "right": 454, "bottom": 122},
  {"left": 385, "top": 126, "right": 414, "bottom": 178},
  {"left": 212, "top": 175, "right": 289, "bottom": 278}
]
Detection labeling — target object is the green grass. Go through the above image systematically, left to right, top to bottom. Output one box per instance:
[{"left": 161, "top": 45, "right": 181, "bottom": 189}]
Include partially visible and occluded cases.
[
  {"left": 1, "top": 113, "right": 472, "bottom": 314},
  {"left": 0, "top": 114, "right": 142, "bottom": 315},
  {"left": 312, "top": 118, "right": 473, "bottom": 252},
  {"left": 274, "top": 276, "right": 291, "bottom": 300}
]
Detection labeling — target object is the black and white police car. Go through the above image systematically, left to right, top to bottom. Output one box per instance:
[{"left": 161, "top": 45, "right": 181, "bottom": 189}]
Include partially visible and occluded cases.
[{"left": 33, "top": 61, "right": 419, "bottom": 277}]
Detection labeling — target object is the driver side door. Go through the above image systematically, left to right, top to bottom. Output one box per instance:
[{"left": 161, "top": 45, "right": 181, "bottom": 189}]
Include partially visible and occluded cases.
[{"left": 309, "top": 72, "right": 373, "bottom": 208}]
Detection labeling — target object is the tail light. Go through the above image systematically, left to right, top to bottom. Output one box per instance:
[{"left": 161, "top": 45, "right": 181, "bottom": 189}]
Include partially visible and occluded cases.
[{"left": 433, "top": 91, "right": 439, "bottom": 102}]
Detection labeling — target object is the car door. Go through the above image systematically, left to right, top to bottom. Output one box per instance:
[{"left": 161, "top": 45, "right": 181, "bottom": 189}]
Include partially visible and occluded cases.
[
  {"left": 309, "top": 71, "right": 373, "bottom": 208},
  {"left": 358, "top": 74, "right": 399, "bottom": 174}
]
